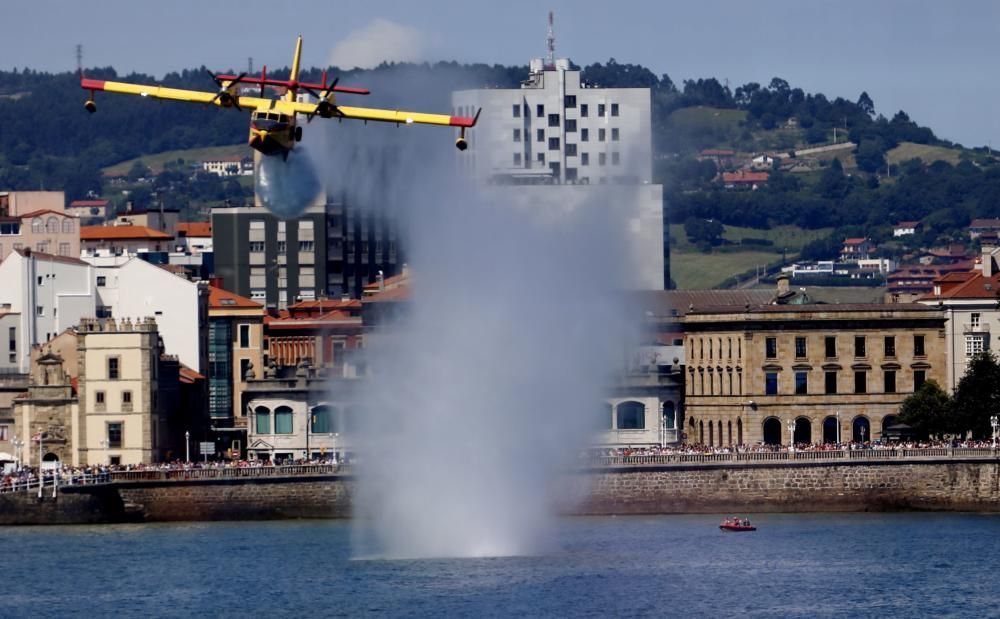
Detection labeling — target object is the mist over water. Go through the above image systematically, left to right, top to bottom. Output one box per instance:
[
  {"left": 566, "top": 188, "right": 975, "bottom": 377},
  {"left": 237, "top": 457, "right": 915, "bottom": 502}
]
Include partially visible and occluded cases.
[{"left": 310, "top": 66, "right": 639, "bottom": 559}]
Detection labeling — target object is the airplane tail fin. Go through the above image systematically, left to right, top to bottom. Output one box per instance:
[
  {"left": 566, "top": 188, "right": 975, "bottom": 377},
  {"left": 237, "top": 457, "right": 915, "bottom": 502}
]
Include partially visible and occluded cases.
[{"left": 287, "top": 36, "right": 303, "bottom": 102}]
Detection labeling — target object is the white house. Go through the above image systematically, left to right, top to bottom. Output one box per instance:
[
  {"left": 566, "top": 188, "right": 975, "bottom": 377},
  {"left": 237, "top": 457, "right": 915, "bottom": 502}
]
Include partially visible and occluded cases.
[
  {"left": 893, "top": 221, "right": 920, "bottom": 237},
  {"left": 0, "top": 248, "right": 96, "bottom": 372},
  {"left": 93, "top": 258, "right": 209, "bottom": 373}
]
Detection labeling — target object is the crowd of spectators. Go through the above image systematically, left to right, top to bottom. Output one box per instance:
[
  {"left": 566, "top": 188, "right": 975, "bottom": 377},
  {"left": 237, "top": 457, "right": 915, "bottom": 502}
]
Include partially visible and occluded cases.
[{"left": 598, "top": 438, "right": 999, "bottom": 458}]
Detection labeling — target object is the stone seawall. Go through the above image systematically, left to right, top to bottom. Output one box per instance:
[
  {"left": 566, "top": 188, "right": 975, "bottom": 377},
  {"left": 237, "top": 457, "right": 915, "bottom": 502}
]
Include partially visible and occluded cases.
[
  {"left": 4, "top": 460, "right": 1000, "bottom": 524},
  {"left": 577, "top": 460, "right": 1000, "bottom": 514}
]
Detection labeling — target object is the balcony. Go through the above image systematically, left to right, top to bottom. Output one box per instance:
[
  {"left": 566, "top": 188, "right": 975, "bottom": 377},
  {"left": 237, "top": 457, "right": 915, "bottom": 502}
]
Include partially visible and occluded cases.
[{"left": 963, "top": 322, "right": 990, "bottom": 334}]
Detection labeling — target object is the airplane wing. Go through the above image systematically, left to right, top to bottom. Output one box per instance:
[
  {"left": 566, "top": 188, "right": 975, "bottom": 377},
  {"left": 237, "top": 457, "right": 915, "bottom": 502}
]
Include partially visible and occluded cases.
[
  {"left": 81, "top": 77, "right": 272, "bottom": 110},
  {"left": 275, "top": 99, "right": 479, "bottom": 128}
]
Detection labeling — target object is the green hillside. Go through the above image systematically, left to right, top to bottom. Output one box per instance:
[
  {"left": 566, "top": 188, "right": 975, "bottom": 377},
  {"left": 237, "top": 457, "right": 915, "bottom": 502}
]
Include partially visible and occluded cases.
[{"left": 103, "top": 144, "right": 250, "bottom": 176}]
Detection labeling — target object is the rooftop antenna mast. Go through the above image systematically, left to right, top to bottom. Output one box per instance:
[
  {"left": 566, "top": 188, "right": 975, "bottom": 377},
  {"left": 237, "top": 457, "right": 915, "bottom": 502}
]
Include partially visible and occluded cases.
[
  {"left": 546, "top": 10, "right": 555, "bottom": 69},
  {"left": 75, "top": 44, "right": 83, "bottom": 76},
  {"left": 248, "top": 57, "right": 253, "bottom": 74}
]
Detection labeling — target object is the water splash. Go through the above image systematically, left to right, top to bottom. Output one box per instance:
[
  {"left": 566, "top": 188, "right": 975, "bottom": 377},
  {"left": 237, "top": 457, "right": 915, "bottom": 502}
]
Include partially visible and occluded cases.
[{"left": 254, "top": 146, "right": 322, "bottom": 219}]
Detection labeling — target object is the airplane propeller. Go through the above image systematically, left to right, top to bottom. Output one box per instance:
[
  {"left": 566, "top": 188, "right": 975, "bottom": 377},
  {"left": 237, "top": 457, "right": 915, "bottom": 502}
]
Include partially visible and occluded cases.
[
  {"left": 207, "top": 70, "right": 248, "bottom": 110},
  {"left": 304, "top": 78, "right": 341, "bottom": 123}
]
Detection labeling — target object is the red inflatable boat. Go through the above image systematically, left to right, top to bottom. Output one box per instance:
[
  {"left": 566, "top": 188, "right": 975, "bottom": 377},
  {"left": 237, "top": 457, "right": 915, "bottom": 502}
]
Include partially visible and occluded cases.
[{"left": 719, "top": 518, "right": 757, "bottom": 532}]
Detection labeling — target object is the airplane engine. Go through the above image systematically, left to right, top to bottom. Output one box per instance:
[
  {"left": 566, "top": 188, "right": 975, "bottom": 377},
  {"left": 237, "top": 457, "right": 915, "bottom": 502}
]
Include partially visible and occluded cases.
[
  {"left": 217, "top": 92, "right": 235, "bottom": 107},
  {"left": 84, "top": 99, "right": 97, "bottom": 113},
  {"left": 315, "top": 100, "right": 334, "bottom": 118},
  {"left": 455, "top": 137, "right": 468, "bottom": 151}
]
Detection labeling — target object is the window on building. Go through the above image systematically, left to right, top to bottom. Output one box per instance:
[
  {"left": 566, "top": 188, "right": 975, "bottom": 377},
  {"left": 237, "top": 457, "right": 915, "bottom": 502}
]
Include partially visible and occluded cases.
[
  {"left": 564, "top": 94, "right": 577, "bottom": 108},
  {"left": 580, "top": 103, "right": 589, "bottom": 117},
  {"left": 598, "top": 103, "right": 606, "bottom": 117},
  {"left": 611, "top": 103, "right": 620, "bottom": 116},
  {"left": 512, "top": 104, "right": 520, "bottom": 118},
  {"left": 536, "top": 104, "right": 544, "bottom": 118},
  {"left": 565, "top": 119, "right": 577, "bottom": 132},
  {"left": 611, "top": 127, "right": 620, "bottom": 141},
  {"left": 513, "top": 128, "right": 521, "bottom": 142},
  {"left": 581, "top": 128, "right": 589, "bottom": 142},
  {"left": 599, "top": 128, "right": 606, "bottom": 142},
  {"left": 537, "top": 129, "right": 545, "bottom": 142},
  {"left": 548, "top": 137, "right": 560, "bottom": 151},
  {"left": 565, "top": 143, "right": 577, "bottom": 157},
  {"left": 513, "top": 152, "right": 522, "bottom": 166},
  {"left": 612, "top": 152, "right": 621, "bottom": 165},
  {"left": 537, "top": 153, "right": 545, "bottom": 164},
  {"left": 581, "top": 153, "right": 590, "bottom": 166},
  {"left": 598, "top": 153, "right": 606, "bottom": 166},
  {"left": 565, "top": 167, "right": 578, "bottom": 181},
  {"left": 62, "top": 219, "right": 74, "bottom": 233},
  {"left": 249, "top": 241, "right": 265, "bottom": 253},
  {"left": 277, "top": 241, "right": 287, "bottom": 253},
  {"left": 299, "top": 241, "right": 314, "bottom": 252},
  {"left": 58, "top": 243, "right": 70, "bottom": 256},
  {"left": 36, "top": 306, "right": 43, "bottom": 316},
  {"left": 971, "top": 312, "right": 981, "bottom": 328},
  {"left": 239, "top": 324, "right": 250, "bottom": 348},
  {"left": 8, "top": 327, "right": 14, "bottom": 352},
  {"left": 914, "top": 334, "right": 926, "bottom": 356},
  {"left": 966, "top": 335, "right": 986, "bottom": 357},
  {"left": 825, "top": 336, "right": 836, "bottom": 358},
  {"left": 855, "top": 336, "right": 866, "bottom": 357},
  {"left": 884, "top": 336, "right": 896, "bottom": 357},
  {"left": 765, "top": 337, "right": 777, "bottom": 359},
  {"left": 795, "top": 337, "right": 807, "bottom": 358},
  {"left": 108, "top": 357, "right": 119, "bottom": 380},
  {"left": 240, "top": 358, "right": 251, "bottom": 382},
  {"left": 884, "top": 370, "right": 896, "bottom": 393},
  {"left": 914, "top": 370, "right": 926, "bottom": 390},
  {"left": 795, "top": 371, "right": 808, "bottom": 395},
  {"left": 825, "top": 371, "right": 837, "bottom": 394},
  {"left": 854, "top": 371, "right": 867, "bottom": 394},
  {"left": 765, "top": 372, "right": 778, "bottom": 395},
  {"left": 96, "top": 391, "right": 105, "bottom": 405},
  {"left": 616, "top": 401, "right": 645, "bottom": 429},
  {"left": 310, "top": 405, "right": 333, "bottom": 433},
  {"left": 255, "top": 406, "right": 271, "bottom": 434},
  {"left": 274, "top": 406, "right": 293, "bottom": 434},
  {"left": 107, "top": 422, "right": 122, "bottom": 448},
  {"left": 0, "top": 425, "right": 7, "bottom": 441}
]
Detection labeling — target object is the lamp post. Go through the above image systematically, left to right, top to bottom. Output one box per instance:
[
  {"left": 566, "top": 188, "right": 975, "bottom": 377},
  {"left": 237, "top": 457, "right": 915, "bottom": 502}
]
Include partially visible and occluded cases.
[
  {"left": 836, "top": 411, "right": 841, "bottom": 445},
  {"left": 991, "top": 415, "right": 999, "bottom": 449},
  {"left": 787, "top": 419, "right": 796, "bottom": 451},
  {"left": 185, "top": 431, "right": 190, "bottom": 463},
  {"left": 12, "top": 436, "right": 23, "bottom": 469}
]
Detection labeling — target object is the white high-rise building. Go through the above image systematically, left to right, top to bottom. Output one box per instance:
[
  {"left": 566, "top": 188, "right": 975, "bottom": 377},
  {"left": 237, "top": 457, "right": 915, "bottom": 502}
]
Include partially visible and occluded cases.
[{"left": 452, "top": 57, "right": 667, "bottom": 289}]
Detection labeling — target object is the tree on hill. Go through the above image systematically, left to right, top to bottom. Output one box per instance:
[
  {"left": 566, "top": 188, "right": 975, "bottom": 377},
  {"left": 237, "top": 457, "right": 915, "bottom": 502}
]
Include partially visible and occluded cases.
[
  {"left": 857, "top": 91, "right": 875, "bottom": 117},
  {"left": 683, "top": 216, "right": 724, "bottom": 248}
]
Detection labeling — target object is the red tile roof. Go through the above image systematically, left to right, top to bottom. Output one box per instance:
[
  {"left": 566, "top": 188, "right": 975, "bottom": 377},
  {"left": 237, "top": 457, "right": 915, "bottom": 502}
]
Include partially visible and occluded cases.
[
  {"left": 722, "top": 171, "right": 769, "bottom": 183},
  {"left": 69, "top": 200, "right": 109, "bottom": 208},
  {"left": 18, "top": 209, "right": 77, "bottom": 219},
  {"left": 969, "top": 218, "right": 1000, "bottom": 229},
  {"left": 896, "top": 221, "right": 920, "bottom": 228},
  {"left": 176, "top": 222, "right": 212, "bottom": 237},
  {"left": 80, "top": 225, "right": 173, "bottom": 240},
  {"left": 843, "top": 238, "right": 869, "bottom": 245},
  {"left": 11, "top": 247, "right": 89, "bottom": 266},
  {"left": 208, "top": 285, "right": 262, "bottom": 310},
  {"left": 363, "top": 285, "right": 410, "bottom": 303},
  {"left": 179, "top": 364, "right": 205, "bottom": 384}
]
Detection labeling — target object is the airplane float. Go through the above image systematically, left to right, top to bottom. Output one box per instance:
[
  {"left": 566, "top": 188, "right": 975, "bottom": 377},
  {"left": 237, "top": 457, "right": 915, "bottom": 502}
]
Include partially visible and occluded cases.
[{"left": 80, "top": 36, "right": 480, "bottom": 159}]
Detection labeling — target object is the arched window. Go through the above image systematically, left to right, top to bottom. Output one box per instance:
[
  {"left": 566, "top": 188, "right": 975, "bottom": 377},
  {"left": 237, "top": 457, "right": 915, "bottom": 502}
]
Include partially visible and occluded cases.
[
  {"left": 46, "top": 217, "right": 59, "bottom": 233},
  {"left": 31, "top": 218, "right": 43, "bottom": 233},
  {"left": 61, "top": 219, "right": 74, "bottom": 233},
  {"left": 616, "top": 401, "right": 645, "bottom": 430},
  {"left": 662, "top": 401, "right": 676, "bottom": 429},
  {"left": 310, "top": 405, "right": 335, "bottom": 434},
  {"left": 254, "top": 406, "right": 271, "bottom": 434},
  {"left": 274, "top": 406, "right": 294, "bottom": 434},
  {"left": 823, "top": 416, "right": 839, "bottom": 444},
  {"left": 853, "top": 416, "right": 871, "bottom": 443},
  {"left": 737, "top": 417, "right": 743, "bottom": 444},
  {"left": 762, "top": 417, "right": 782, "bottom": 445},
  {"left": 793, "top": 417, "right": 812, "bottom": 445}
]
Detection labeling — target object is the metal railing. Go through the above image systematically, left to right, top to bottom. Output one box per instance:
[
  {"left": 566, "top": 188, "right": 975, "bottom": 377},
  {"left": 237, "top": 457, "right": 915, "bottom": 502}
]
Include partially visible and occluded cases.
[
  {"left": 592, "top": 448, "right": 1000, "bottom": 467},
  {"left": 109, "top": 463, "right": 349, "bottom": 482},
  {"left": 0, "top": 471, "right": 111, "bottom": 494}
]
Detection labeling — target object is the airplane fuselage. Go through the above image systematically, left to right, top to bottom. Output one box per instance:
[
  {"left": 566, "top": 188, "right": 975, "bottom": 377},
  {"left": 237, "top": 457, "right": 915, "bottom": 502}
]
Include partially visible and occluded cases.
[{"left": 249, "top": 110, "right": 298, "bottom": 156}]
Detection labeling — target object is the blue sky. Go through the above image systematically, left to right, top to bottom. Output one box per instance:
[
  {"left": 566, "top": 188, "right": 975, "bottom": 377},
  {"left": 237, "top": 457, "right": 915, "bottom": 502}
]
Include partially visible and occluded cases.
[{"left": 4, "top": 0, "right": 1000, "bottom": 147}]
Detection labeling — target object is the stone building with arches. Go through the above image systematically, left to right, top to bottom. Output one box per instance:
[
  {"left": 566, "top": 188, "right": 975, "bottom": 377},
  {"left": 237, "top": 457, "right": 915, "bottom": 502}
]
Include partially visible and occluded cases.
[{"left": 681, "top": 303, "right": 947, "bottom": 446}]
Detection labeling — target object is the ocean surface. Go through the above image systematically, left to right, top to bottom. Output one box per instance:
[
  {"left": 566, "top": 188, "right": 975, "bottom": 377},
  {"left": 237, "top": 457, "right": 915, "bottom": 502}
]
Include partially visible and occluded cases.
[{"left": 2, "top": 513, "right": 998, "bottom": 618}]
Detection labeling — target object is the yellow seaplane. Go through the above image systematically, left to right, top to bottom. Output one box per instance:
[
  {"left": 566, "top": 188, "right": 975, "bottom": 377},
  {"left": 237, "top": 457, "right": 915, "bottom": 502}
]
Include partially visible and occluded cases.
[{"left": 80, "top": 36, "right": 479, "bottom": 159}]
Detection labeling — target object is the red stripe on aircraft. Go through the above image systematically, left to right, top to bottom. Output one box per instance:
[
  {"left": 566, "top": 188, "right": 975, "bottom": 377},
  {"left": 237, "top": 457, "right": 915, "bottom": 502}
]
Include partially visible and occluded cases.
[
  {"left": 80, "top": 78, "right": 107, "bottom": 90},
  {"left": 450, "top": 116, "right": 476, "bottom": 127}
]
